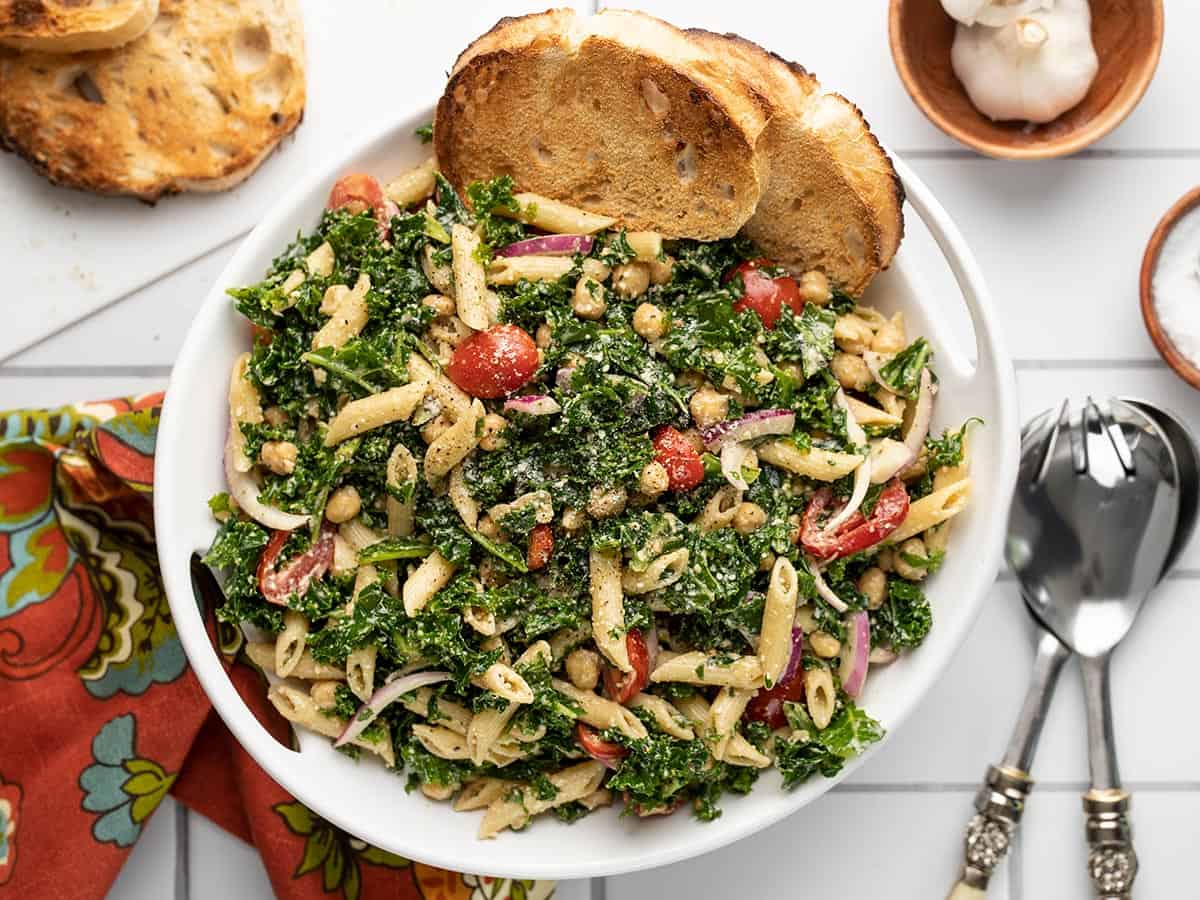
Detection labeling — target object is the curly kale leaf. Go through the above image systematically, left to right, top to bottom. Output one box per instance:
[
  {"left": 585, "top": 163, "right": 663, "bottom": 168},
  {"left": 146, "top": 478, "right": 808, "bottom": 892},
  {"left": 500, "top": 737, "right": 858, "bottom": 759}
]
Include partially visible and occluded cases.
[
  {"left": 465, "top": 176, "right": 526, "bottom": 251},
  {"left": 763, "top": 303, "right": 837, "bottom": 380},
  {"left": 878, "top": 337, "right": 932, "bottom": 398},
  {"left": 203, "top": 517, "right": 278, "bottom": 632},
  {"left": 873, "top": 577, "right": 932, "bottom": 650},
  {"left": 775, "top": 701, "right": 884, "bottom": 788}
]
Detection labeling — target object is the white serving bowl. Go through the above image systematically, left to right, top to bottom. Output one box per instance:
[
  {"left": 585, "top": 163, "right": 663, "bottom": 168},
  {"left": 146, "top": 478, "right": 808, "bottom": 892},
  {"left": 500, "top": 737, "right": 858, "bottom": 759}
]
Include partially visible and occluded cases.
[{"left": 155, "top": 104, "right": 1019, "bottom": 881}]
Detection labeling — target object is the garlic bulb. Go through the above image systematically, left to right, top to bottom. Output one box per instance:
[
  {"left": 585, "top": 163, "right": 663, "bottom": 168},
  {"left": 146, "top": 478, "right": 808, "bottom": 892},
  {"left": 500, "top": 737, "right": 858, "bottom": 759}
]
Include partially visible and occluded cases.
[
  {"left": 941, "top": 0, "right": 1053, "bottom": 27},
  {"left": 951, "top": 0, "right": 1099, "bottom": 123}
]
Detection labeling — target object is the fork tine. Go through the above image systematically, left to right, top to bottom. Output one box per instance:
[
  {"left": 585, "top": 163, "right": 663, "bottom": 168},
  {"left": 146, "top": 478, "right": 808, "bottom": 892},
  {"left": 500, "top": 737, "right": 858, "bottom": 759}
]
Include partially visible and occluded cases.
[
  {"left": 1076, "top": 396, "right": 1102, "bottom": 474},
  {"left": 1027, "top": 399, "right": 1070, "bottom": 485},
  {"left": 1100, "top": 399, "right": 1137, "bottom": 476}
]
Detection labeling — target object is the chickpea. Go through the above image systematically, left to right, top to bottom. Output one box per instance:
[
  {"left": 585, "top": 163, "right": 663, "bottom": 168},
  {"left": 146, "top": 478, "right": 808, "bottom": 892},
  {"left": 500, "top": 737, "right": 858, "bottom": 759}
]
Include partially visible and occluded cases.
[
  {"left": 648, "top": 255, "right": 674, "bottom": 285},
  {"left": 582, "top": 258, "right": 611, "bottom": 282},
  {"left": 611, "top": 262, "right": 651, "bottom": 299},
  {"left": 798, "top": 270, "right": 832, "bottom": 305},
  {"left": 573, "top": 278, "right": 607, "bottom": 320},
  {"left": 421, "top": 293, "right": 455, "bottom": 318},
  {"left": 632, "top": 302, "right": 669, "bottom": 342},
  {"left": 871, "top": 312, "right": 907, "bottom": 354},
  {"left": 834, "top": 314, "right": 874, "bottom": 355},
  {"left": 428, "top": 315, "right": 472, "bottom": 349},
  {"left": 535, "top": 323, "right": 554, "bottom": 348},
  {"left": 831, "top": 352, "right": 873, "bottom": 391},
  {"left": 778, "top": 361, "right": 804, "bottom": 383},
  {"left": 676, "top": 370, "right": 706, "bottom": 391},
  {"left": 689, "top": 387, "right": 729, "bottom": 428},
  {"left": 263, "top": 406, "right": 289, "bottom": 427},
  {"left": 421, "top": 411, "right": 454, "bottom": 444},
  {"left": 479, "top": 413, "right": 509, "bottom": 451},
  {"left": 681, "top": 428, "right": 707, "bottom": 455},
  {"left": 260, "top": 440, "right": 298, "bottom": 475},
  {"left": 638, "top": 460, "right": 670, "bottom": 497},
  {"left": 325, "top": 485, "right": 361, "bottom": 523},
  {"left": 587, "top": 485, "right": 627, "bottom": 519},
  {"left": 732, "top": 501, "right": 767, "bottom": 535},
  {"left": 561, "top": 507, "right": 587, "bottom": 531},
  {"left": 787, "top": 512, "right": 803, "bottom": 545},
  {"left": 477, "top": 514, "right": 502, "bottom": 541},
  {"left": 925, "top": 523, "right": 951, "bottom": 557},
  {"left": 894, "top": 538, "right": 930, "bottom": 580},
  {"left": 876, "top": 547, "right": 896, "bottom": 573},
  {"left": 759, "top": 552, "right": 776, "bottom": 572},
  {"left": 479, "top": 557, "right": 509, "bottom": 588},
  {"left": 858, "top": 566, "right": 888, "bottom": 610},
  {"left": 793, "top": 604, "right": 818, "bottom": 633},
  {"left": 809, "top": 631, "right": 842, "bottom": 659},
  {"left": 565, "top": 648, "right": 602, "bottom": 691},
  {"left": 420, "top": 782, "right": 457, "bottom": 801}
]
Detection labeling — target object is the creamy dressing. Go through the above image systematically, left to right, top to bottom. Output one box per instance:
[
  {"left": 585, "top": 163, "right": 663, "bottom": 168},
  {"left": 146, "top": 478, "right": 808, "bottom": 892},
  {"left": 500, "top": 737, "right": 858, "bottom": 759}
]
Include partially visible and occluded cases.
[{"left": 1152, "top": 203, "right": 1200, "bottom": 369}]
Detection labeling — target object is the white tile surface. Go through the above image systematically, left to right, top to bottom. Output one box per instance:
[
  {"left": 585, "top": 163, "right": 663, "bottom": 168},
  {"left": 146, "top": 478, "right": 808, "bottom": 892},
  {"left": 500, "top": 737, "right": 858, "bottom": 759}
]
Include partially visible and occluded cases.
[
  {"left": 606, "top": 791, "right": 1013, "bottom": 900},
  {"left": 107, "top": 797, "right": 181, "bottom": 900},
  {"left": 187, "top": 811, "right": 273, "bottom": 900}
]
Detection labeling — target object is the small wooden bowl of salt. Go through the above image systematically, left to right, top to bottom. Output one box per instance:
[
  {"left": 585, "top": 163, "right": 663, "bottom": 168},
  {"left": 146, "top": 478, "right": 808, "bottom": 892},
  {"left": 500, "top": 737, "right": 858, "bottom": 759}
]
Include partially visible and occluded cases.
[{"left": 1142, "top": 187, "right": 1200, "bottom": 391}]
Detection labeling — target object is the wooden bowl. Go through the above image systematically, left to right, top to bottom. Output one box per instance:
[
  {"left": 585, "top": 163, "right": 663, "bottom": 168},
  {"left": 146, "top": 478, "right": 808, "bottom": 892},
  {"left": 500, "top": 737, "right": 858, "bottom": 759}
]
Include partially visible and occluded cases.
[
  {"left": 889, "top": 0, "right": 1164, "bottom": 159},
  {"left": 1141, "top": 186, "right": 1200, "bottom": 391}
]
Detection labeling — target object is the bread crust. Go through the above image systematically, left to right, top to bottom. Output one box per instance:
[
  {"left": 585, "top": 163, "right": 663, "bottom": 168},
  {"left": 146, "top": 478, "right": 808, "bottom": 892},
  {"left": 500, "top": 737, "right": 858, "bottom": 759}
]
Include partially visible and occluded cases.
[
  {"left": 0, "top": 0, "right": 305, "bottom": 200},
  {"left": 0, "top": 0, "right": 158, "bottom": 52},
  {"left": 435, "top": 8, "right": 770, "bottom": 240},
  {"left": 688, "top": 29, "right": 904, "bottom": 295}
]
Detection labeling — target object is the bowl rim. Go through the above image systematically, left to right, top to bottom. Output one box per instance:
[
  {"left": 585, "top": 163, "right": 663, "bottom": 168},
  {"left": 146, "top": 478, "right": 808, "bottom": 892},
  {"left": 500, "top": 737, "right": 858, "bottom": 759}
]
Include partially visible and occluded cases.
[
  {"left": 887, "top": 0, "right": 1165, "bottom": 160},
  {"left": 154, "top": 108, "right": 1020, "bottom": 879},
  {"left": 1140, "top": 185, "right": 1200, "bottom": 391}
]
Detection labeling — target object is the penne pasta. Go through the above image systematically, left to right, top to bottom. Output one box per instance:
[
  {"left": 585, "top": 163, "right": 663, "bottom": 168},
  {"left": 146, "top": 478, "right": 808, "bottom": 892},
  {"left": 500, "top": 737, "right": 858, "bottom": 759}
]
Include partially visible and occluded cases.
[
  {"left": 385, "top": 156, "right": 438, "bottom": 208},
  {"left": 505, "top": 192, "right": 616, "bottom": 234},
  {"left": 450, "top": 223, "right": 495, "bottom": 330},
  {"left": 624, "top": 231, "right": 662, "bottom": 262},
  {"left": 486, "top": 256, "right": 575, "bottom": 285},
  {"left": 312, "top": 274, "right": 370, "bottom": 351},
  {"left": 227, "top": 353, "right": 263, "bottom": 472},
  {"left": 324, "top": 380, "right": 429, "bottom": 445},
  {"left": 846, "top": 396, "right": 903, "bottom": 428},
  {"left": 424, "top": 399, "right": 484, "bottom": 480},
  {"left": 756, "top": 440, "right": 865, "bottom": 482},
  {"left": 386, "top": 444, "right": 418, "bottom": 537},
  {"left": 448, "top": 464, "right": 480, "bottom": 529},
  {"left": 886, "top": 478, "right": 972, "bottom": 544},
  {"left": 694, "top": 485, "right": 742, "bottom": 532},
  {"left": 589, "top": 548, "right": 631, "bottom": 672},
  {"left": 622, "top": 548, "right": 689, "bottom": 595},
  {"left": 402, "top": 550, "right": 457, "bottom": 616},
  {"left": 759, "top": 557, "right": 799, "bottom": 686},
  {"left": 275, "top": 610, "right": 309, "bottom": 679},
  {"left": 245, "top": 642, "right": 345, "bottom": 680},
  {"left": 346, "top": 645, "right": 377, "bottom": 702},
  {"left": 650, "top": 651, "right": 764, "bottom": 690},
  {"left": 472, "top": 662, "right": 534, "bottom": 704},
  {"left": 804, "top": 667, "right": 837, "bottom": 730},
  {"left": 552, "top": 679, "right": 648, "bottom": 740},
  {"left": 269, "top": 684, "right": 394, "bottom": 766},
  {"left": 707, "top": 687, "right": 755, "bottom": 760},
  {"left": 402, "top": 688, "right": 473, "bottom": 736},
  {"left": 629, "top": 693, "right": 695, "bottom": 740},
  {"left": 414, "top": 724, "right": 471, "bottom": 760},
  {"left": 723, "top": 733, "right": 772, "bottom": 769},
  {"left": 478, "top": 761, "right": 606, "bottom": 839},
  {"left": 453, "top": 778, "right": 513, "bottom": 812}
]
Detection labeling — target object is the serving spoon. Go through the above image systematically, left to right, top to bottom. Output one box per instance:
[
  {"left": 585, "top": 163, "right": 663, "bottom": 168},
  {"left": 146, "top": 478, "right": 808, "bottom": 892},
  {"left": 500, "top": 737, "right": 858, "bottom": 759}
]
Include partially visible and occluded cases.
[{"left": 946, "top": 397, "right": 1190, "bottom": 899}]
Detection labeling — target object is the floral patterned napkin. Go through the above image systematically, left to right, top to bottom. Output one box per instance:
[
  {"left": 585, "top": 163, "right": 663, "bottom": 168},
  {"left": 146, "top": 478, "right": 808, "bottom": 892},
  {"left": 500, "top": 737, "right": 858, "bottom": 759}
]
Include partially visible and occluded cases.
[{"left": 0, "top": 394, "right": 553, "bottom": 900}]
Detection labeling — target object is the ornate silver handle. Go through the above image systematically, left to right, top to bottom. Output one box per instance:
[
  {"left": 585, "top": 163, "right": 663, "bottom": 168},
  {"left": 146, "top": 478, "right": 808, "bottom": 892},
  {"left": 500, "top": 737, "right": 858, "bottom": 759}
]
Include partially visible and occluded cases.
[
  {"left": 946, "top": 766, "right": 1033, "bottom": 899},
  {"left": 1084, "top": 787, "right": 1138, "bottom": 898}
]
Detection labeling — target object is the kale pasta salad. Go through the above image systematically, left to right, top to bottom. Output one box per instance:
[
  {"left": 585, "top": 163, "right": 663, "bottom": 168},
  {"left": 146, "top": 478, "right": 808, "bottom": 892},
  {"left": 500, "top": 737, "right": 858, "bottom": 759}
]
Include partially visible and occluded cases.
[{"left": 205, "top": 154, "right": 976, "bottom": 839}]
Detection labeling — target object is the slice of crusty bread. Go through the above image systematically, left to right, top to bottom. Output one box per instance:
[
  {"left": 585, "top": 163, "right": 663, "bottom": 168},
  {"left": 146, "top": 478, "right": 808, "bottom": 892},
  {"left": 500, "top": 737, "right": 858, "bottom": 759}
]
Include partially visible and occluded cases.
[
  {"left": 0, "top": 0, "right": 305, "bottom": 200},
  {"left": 0, "top": 0, "right": 158, "bottom": 53},
  {"left": 435, "top": 8, "right": 771, "bottom": 240},
  {"left": 688, "top": 30, "right": 904, "bottom": 295}
]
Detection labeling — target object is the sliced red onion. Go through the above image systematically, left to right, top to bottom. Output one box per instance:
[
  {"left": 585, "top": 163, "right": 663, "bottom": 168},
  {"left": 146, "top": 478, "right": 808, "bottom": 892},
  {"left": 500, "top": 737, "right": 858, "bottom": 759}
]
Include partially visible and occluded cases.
[
  {"left": 496, "top": 234, "right": 594, "bottom": 258},
  {"left": 554, "top": 367, "right": 576, "bottom": 392},
  {"left": 901, "top": 368, "right": 936, "bottom": 458},
  {"left": 823, "top": 391, "right": 871, "bottom": 533},
  {"left": 502, "top": 394, "right": 562, "bottom": 415},
  {"left": 700, "top": 409, "right": 795, "bottom": 451},
  {"left": 224, "top": 430, "right": 310, "bottom": 531},
  {"left": 868, "top": 438, "right": 917, "bottom": 485},
  {"left": 720, "top": 441, "right": 752, "bottom": 491},
  {"left": 808, "top": 557, "right": 849, "bottom": 613},
  {"left": 838, "top": 611, "right": 871, "bottom": 698},
  {"left": 643, "top": 626, "right": 661, "bottom": 673},
  {"left": 869, "top": 647, "right": 898, "bottom": 665},
  {"left": 334, "top": 670, "right": 452, "bottom": 748}
]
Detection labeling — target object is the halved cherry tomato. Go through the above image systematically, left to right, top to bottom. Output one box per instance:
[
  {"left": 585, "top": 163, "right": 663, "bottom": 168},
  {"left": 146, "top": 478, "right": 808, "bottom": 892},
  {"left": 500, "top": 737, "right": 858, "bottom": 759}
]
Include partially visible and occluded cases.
[
  {"left": 327, "top": 173, "right": 394, "bottom": 233},
  {"left": 725, "top": 258, "right": 804, "bottom": 330},
  {"left": 251, "top": 324, "right": 273, "bottom": 346},
  {"left": 446, "top": 324, "right": 540, "bottom": 399},
  {"left": 651, "top": 426, "right": 704, "bottom": 492},
  {"left": 799, "top": 479, "right": 910, "bottom": 561},
  {"left": 257, "top": 523, "right": 336, "bottom": 606},
  {"left": 527, "top": 523, "right": 554, "bottom": 571},
  {"left": 744, "top": 628, "right": 805, "bottom": 730},
  {"left": 602, "top": 630, "right": 650, "bottom": 705},
  {"left": 575, "top": 723, "right": 627, "bottom": 769}
]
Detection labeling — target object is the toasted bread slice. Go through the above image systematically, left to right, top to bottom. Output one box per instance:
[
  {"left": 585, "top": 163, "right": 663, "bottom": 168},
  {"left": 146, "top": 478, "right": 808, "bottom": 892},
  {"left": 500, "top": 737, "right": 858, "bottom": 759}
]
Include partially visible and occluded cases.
[
  {"left": 0, "top": 0, "right": 304, "bottom": 200},
  {"left": 0, "top": 0, "right": 158, "bottom": 53},
  {"left": 436, "top": 8, "right": 771, "bottom": 240},
  {"left": 688, "top": 31, "right": 904, "bottom": 295}
]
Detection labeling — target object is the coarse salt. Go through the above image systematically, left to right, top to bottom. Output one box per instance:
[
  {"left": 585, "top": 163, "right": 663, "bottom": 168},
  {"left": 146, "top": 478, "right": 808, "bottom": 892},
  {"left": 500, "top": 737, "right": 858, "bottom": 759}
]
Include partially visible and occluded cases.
[{"left": 1153, "top": 203, "right": 1200, "bottom": 369}]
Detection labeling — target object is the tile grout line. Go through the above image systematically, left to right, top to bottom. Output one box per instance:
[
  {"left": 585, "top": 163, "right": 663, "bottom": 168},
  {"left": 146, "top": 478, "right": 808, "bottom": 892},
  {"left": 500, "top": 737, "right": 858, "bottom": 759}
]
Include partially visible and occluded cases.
[
  {"left": 0, "top": 227, "right": 251, "bottom": 366},
  {"left": 834, "top": 781, "right": 1200, "bottom": 793},
  {"left": 175, "top": 803, "right": 190, "bottom": 900},
  {"left": 589, "top": 873, "right": 606, "bottom": 900}
]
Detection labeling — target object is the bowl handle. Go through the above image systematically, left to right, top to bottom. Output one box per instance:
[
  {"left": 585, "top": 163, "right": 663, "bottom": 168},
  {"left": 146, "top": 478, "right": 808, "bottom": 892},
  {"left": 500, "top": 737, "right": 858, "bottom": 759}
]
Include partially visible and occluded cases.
[{"left": 893, "top": 156, "right": 1010, "bottom": 389}]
